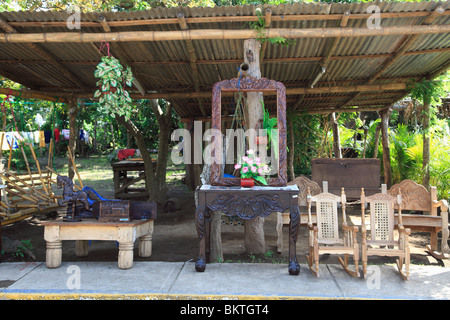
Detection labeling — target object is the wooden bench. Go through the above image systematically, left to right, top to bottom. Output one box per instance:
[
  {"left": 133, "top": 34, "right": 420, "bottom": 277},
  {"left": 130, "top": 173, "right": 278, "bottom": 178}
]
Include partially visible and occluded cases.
[{"left": 388, "top": 179, "right": 449, "bottom": 260}]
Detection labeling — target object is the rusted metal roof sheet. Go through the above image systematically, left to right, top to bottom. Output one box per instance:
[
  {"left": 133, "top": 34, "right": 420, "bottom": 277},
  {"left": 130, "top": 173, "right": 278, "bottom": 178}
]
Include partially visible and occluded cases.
[{"left": 0, "top": 2, "right": 449, "bottom": 118}]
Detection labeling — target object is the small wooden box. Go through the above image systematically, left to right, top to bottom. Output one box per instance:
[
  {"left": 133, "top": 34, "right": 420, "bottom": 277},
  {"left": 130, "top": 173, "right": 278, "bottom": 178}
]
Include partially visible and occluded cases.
[{"left": 94, "top": 200, "right": 131, "bottom": 222}]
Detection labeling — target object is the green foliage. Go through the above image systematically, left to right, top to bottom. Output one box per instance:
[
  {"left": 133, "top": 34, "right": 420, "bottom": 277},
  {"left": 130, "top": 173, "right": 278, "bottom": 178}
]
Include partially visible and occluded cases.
[
  {"left": 249, "top": 7, "right": 295, "bottom": 47},
  {"left": 94, "top": 56, "right": 134, "bottom": 119},
  {"left": 407, "top": 75, "right": 448, "bottom": 107},
  {"left": 262, "top": 102, "right": 277, "bottom": 151},
  {"left": 403, "top": 120, "right": 450, "bottom": 199},
  {"left": 389, "top": 124, "right": 418, "bottom": 183},
  {"left": 13, "top": 240, "right": 33, "bottom": 259}
]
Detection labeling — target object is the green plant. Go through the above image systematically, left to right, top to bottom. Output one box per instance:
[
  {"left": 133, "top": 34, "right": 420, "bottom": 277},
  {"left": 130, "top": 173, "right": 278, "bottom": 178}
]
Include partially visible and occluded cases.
[
  {"left": 249, "top": 8, "right": 294, "bottom": 47},
  {"left": 93, "top": 55, "right": 134, "bottom": 118},
  {"left": 261, "top": 102, "right": 278, "bottom": 151},
  {"left": 235, "top": 149, "right": 270, "bottom": 185},
  {"left": 13, "top": 240, "right": 32, "bottom": 259}
]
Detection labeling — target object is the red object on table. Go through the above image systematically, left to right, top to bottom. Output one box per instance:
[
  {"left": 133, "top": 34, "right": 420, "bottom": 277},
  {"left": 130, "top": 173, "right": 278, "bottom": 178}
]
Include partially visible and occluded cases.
[
  {"left": 118, "top": 149, "right": 135, "bottom": 161},
  {"left": 240, "top": 178, "right": 254, "bottom": 188}
]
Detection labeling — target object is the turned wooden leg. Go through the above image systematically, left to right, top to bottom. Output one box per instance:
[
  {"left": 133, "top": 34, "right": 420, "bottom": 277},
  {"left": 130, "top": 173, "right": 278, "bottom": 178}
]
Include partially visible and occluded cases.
[
  {"left": 195, "top": 204, "right": 207, "bottom": 272},
  {"left": 288, "top": 205, "right": 300, "bottom": 275},
  {"left": 276, "top": 212, "right": 284, "bottom": 254},
  {"left": 138, "top": 234, "right": 153, "bottom": 257},
  {"left": 46, "top": 240, "right": 62, "bottom": 268},
  {"left": 75, "top": 240, "right": 89, "bottom": 257},
  {"left": 118, "top": 242, "right": 134, "bottom": 269}
]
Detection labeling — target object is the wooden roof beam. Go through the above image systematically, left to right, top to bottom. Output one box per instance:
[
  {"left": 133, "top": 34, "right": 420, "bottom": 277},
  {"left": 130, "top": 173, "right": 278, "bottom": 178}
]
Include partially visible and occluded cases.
[
  {"left": 341, "top": 6, "right": 445, "bottom": 109},
  {"left": 367, "top": 6, "right": 445, "bottom": 85},
  {"left": 4, "top": 10, "right": 450, "bottom": 29},
  {"left": 177, "top": 12, "right": 206, "bottom": 117},
  {"left": 0, "top": 16, "right": 88, "bottom": 90},
  {"left": 2, "top": 24, "right": 450, "bottom": 43},
  {"left": 33, "top": 82, "right": 408, "bottom": 100},
  {"left": 0, "top": 87, "right": 66, "bottom": 103}
]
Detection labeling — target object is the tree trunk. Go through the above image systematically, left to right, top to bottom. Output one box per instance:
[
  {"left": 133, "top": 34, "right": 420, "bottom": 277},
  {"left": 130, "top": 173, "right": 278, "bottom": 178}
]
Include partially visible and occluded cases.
[
  {"left": 243, "top": 38, "right": 265, "bottom": 255},
  {"left": 68, "top": 98, "right": 79, "bottom": 180},
  {"left": 115, "top": 99, "right": 172, "bottom": 203},
  {"left": 152, "top": 99, "right": 172, "bottom": 203},
  {"left": 422, "top": 99, "right": 431, "bottom": 189},
  {"left": 380, "top": 108, "right": 392, "bottom": 187},
  {"left": 330, "top": 112, "right": 342, "bottom": 158},
  {"left": 116, "top": 114, "right": 158, "bottom": 200},
  {"left": 288, "top": 115, "right": 295, "bottom": 181},
  {"left": 373, "top": 123, "right": 381, "bottom": 158}
]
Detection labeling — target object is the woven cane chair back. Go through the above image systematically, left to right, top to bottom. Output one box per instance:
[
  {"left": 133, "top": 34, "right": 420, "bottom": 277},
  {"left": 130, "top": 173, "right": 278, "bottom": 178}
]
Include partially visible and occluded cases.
[{"left": 310, "top": 182, "right": 344, "bottom": 245}]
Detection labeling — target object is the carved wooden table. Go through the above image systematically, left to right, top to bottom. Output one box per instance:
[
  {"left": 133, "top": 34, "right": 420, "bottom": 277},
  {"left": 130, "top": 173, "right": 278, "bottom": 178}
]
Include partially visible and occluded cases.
[
  {"left": 195, "top": 185, "right": 301, "bottom": 275},
  {"left": 43, "top": 219, "right": 154, "bottom": 269}
]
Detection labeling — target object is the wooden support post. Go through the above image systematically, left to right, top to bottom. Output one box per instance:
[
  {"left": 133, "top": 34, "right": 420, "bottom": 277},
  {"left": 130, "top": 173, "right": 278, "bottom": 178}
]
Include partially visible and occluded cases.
[
  {"left": 243, "top": 38, "right": 266, "bottom": 255},
  {"left": 67, "top": 98, "right": 79, "bottom": 181},
  {"left": 380, "top": 107, "right": 392, "bottom": 187},
  {"left": 330, "top": 112, "right": 342, "bottom": 158}
]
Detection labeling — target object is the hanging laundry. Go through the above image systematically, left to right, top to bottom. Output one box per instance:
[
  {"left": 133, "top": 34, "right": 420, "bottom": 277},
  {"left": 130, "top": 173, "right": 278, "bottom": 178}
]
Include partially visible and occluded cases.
[
  {"left": 35, "top": 114, "right": 45, "bottom": 128},
  {"left": 54, "top": 128, "right": 60, "bottom": 143},
  {"left": 62, "top": 129, "right": 70, "bottom": 140},
  {"left": 79, "top": 129, "right": 89, "bottom": 143},
  {"left": 13, "top": 131, "right": 24, "bottom": 142},
  {"left": 33, "top": 131, "right": 40, "bottom": 145},
  {"left": 39, "top": 131, "right": 45, "bottom": 148},
  {"left": 44, "top": 131, "right": 52, "bottom": 144},
  {"left": 5, "top": 132, "right": 19, "bottom": 150},
  {"left": 21, "top": 132, "right": 34, "bottom": 146},
  {"left": 0, "top": 133, "right": 10, "bottom": 151}
]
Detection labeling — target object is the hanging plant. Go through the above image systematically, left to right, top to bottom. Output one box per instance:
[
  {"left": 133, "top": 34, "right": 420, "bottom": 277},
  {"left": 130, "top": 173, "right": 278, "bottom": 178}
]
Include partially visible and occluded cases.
[{"left": 93, "top": 55, "right": 134, "bottom": 119}]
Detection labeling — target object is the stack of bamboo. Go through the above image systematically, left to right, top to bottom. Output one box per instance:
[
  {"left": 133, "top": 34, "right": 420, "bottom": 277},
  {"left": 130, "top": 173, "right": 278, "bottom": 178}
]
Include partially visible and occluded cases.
[{"left": 0, "top": 139, "right": 61, "bottom": 224}]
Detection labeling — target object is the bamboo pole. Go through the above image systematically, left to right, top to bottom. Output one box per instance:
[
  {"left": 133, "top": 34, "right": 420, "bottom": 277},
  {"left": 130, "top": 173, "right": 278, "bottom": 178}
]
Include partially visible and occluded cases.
[
  {"left": 3, "top": 9, "right": 448, "bottom": 28},
  {"left": 2, "top": 24, "right": 450, "bottom": 43},
  {"left": 0, "top": 88, "right": 65, "bottom": 103},
  {"left": 7, "top": 138, "right": 13, "bottom": 170},
  {"left": 28, "top": 143, "right": 49, "bottom": 195},
  {"left": 67, "top": 146, "right": 84, "bottom": 189},
  {"left": 5, "top": 169, "right": 52, "bottom": 201}
]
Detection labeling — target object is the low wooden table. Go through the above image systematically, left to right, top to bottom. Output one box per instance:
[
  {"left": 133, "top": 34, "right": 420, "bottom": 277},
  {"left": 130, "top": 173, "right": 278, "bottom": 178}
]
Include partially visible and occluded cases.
[
  {"left": 111, "top": 160, "right": 156, "bottom": 199},
  {"left": 195, "top": 185, "right": 301, "bottom": 275},
  {"left": 43, "top": 219, "right": 154, "bottom": 269}
]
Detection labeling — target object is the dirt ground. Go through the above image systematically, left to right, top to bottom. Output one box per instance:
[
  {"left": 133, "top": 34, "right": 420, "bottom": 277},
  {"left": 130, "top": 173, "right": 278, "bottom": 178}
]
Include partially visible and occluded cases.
[{"left": 1, "top": 176, "right": 447, "bottom": 268}]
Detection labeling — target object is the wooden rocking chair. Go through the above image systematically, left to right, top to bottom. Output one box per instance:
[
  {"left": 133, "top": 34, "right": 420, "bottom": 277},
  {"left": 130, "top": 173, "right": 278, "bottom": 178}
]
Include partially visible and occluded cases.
[
  {"left": 306, "top": 183, "right": 359, "bottom": 277},
  {"left": 360, "top": 186, "right": 411, "bottom": 280}
]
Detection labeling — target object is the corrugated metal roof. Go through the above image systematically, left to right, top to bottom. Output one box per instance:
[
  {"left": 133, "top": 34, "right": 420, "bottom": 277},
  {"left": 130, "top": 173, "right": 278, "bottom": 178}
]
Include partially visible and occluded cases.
[{"left": 0, "top": 2, "right": 449, "bottom": 118}]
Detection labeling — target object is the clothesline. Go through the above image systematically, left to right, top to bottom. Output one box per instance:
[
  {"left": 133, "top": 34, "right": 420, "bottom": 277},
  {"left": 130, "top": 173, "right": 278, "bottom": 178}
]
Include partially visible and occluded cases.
[{"left": 0, "top": 129, "right": 91, "bottom": 151}]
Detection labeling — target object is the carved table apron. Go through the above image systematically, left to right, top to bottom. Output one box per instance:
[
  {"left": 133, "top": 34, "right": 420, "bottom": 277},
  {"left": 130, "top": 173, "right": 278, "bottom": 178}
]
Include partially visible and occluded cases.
[{"left": 195, "top": 185, "right": 301, "bottom": 275}]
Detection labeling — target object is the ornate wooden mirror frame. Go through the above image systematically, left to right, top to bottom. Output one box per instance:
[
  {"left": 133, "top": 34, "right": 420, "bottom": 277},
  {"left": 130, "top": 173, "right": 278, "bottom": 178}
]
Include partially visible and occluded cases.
[{"left": 209, "top": 76, "right": 287, "bottom": 187}]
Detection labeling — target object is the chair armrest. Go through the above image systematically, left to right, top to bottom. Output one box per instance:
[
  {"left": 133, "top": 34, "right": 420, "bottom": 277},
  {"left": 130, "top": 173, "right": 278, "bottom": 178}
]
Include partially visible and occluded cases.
[
  {"left": 432, "top": 199, "right": 448, "bottom": 213},
  {"left": 342, "top": 224, "right": 358, "bottom": 233},
  {"left": 398, "top": 224, "right": 411, "bottom": 235}
]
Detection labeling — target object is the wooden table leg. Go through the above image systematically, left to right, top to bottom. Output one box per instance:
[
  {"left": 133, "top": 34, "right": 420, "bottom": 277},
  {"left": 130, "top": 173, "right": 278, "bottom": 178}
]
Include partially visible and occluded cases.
[
  {"left": 195, "top": 204, "right": 207, "bottom": 272},
  {"left": 288, "top": 205, "right": 300, "bottom": 275},
  {"left": 138, "top": 233, "right": 153, "bottom": 257},
  {"left": 46, "top": 240, "right": 62, "bottom": 268},
  {"left": 75, "top": 240, "right": 89, "bottom": 257},
  {"left": 118, "top": 242, "right": 134, "bottom": 269}
]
